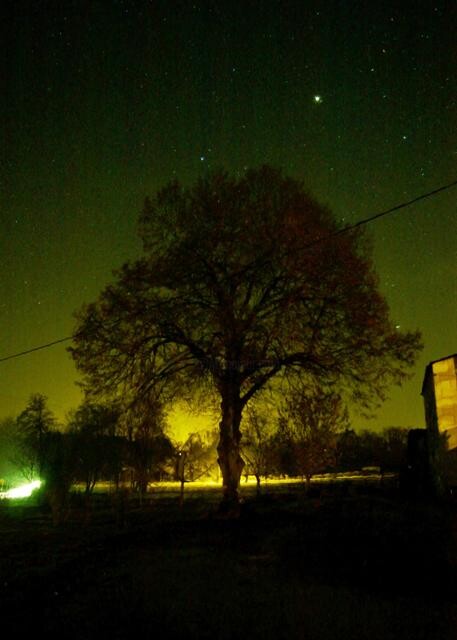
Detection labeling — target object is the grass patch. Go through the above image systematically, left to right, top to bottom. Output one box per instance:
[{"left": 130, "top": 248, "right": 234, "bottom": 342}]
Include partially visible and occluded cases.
[{"left": 0, "top": 484, "right": 456, "bottom": 639}]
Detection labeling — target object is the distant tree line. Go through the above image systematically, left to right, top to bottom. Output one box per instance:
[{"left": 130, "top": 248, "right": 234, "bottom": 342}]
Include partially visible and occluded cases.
[
  {"left": 0, "top": 389, "right": 413, "bottom": 523},
  {"left": 0, "top": 393, "right": 219, "bottom": 523},
  {"left": 241, "top": 397, "right": 409, "bottom": 493}
]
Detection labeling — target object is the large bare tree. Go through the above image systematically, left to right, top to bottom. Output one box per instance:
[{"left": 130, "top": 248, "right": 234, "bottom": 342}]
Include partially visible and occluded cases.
[{"left": 70, "top": 166, "right": 421, "bottom": 510}]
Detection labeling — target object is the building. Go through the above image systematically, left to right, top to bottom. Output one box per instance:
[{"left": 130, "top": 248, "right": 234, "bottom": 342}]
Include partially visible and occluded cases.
[{"left": 422, "top": 354, "right": 457, "bottom": 451}]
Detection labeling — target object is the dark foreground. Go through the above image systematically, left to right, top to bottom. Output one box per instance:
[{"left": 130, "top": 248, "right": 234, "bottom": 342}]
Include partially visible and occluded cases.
[{"left": 1, "top": 482, "right": 457, "bottom": 639}]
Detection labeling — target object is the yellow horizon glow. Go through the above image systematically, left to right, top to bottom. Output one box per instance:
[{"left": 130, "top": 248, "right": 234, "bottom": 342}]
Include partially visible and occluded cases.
[{"left": 166, "top": 403, "right": 216, "bottom": 441}]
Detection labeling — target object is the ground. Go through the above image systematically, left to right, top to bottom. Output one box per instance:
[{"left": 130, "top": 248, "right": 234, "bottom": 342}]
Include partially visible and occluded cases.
[{"left": 1, "top": 480, "right": 456, "bottom": 639}]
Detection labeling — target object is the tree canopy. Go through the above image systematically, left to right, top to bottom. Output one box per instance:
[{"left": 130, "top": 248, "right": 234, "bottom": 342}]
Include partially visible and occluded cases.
[{"left": 70, "top": 166, "right": 422, "bottom": 508}]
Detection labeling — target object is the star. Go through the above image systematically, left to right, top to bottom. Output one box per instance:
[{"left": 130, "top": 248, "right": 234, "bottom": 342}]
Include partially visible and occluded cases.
[{"left": 313, "top": 95, "right": 322, "bottom": 103}]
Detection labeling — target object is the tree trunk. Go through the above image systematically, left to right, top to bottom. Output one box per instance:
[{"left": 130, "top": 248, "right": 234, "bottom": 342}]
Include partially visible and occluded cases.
[
  {"left": 217, "top": 388, "right": 245, "bottom": 513},
  {"left": 255, "top": 473, "right": 261, "bottom": 497},
  {"left": 305, "top": 474, "right": 312, "bottom": 494},
  {"left": 179, "top": 478, "right": 185, "bottom": 507}
]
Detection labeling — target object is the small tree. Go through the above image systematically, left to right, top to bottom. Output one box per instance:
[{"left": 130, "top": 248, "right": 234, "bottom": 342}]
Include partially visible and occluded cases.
[
  {"left": 281, "top": 385, "right": 348, "bottom": 489},
  {"left": 16, "top": 394, "right": 56, "bottom": 480},
  {"left": 14, "top": 395, "right": 78, "bottom": 523},
  {"left": 122, "top": 395, "right": 172, "bottom": 503},
  {"left": 68, "top": 401, "right": 120, "bottom": 496},
  {"left": 241, "top": 405, "right": 276, "bottom": 494},
  {"left": 270, "top": 415, "right": 298, "bottom": 478},
  {"left": 174, "top": 429, "right": 218, "bottom": 505}
]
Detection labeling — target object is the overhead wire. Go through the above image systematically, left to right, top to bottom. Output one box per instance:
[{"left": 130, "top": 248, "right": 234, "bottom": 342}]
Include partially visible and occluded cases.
[
  {"left": 304, "top": 177, "right": 457, "bottom": 248},
  {"left": 0, "top": 336, "right": 74, "bottom": 363}
]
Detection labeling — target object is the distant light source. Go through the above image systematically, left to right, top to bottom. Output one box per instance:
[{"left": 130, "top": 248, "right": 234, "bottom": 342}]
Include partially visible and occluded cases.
[
  {"left": 314, "top": 95, "right": 322, "bottom": 103},
  {"left": 0, "top": 479, "right": 42, "bottom": 500}
]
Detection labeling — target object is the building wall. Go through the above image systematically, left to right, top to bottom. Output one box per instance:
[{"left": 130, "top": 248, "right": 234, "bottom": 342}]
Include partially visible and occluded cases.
[{"left": 432, "top": 356, "right": 457, "bottom": 450}]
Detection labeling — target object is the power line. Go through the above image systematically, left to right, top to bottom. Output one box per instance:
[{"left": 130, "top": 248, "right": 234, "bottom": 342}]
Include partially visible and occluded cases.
[
  {"left": 1, "top": 177, "right": 456, "bottom": 365},
  {"left": 305, "top": 177, "right": 457, "bottom": 248},
  {"left": 0, "top": 336, "right": 74, "bottom": 363}
]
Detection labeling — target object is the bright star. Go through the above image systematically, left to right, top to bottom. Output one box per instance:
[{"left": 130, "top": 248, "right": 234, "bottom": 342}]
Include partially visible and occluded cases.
[{"left": 314, "top": 95, "right": 322, "bottom": 103}]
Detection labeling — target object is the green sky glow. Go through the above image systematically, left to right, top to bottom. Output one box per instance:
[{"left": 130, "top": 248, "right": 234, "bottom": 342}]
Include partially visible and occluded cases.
[{"left": 1, "top": 1, "right": 456, "bottom": 432}]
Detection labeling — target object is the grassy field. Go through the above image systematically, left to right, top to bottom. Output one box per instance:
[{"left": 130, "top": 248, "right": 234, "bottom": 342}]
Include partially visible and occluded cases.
[{"left": 1, "top": 481, "right": 456, "bottom": 639}]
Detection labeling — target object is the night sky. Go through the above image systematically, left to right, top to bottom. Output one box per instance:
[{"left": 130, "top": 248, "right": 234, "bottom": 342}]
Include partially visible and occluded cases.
[{"left": 1, "top": 0, "right": 456, "bottom": 436}]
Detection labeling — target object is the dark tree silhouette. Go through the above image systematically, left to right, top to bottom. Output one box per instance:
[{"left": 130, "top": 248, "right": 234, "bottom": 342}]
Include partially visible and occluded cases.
[
  {"left": 70, "top": 166, "right": 422, "bottom": 510},
  {"left": 280, "top": 385, "right": 348, "bottom": 488},
  {"left": 16, "top": 393, "right": 56, "bottom": 479},
  {"left": 15, "top": 395, "right": 76, "bottom": 523},
  {"left": 121, "top": 395, "right": 172, "bottom": 501},
  {"left": 68, "top": 401, "right": 120, "bottom": 495},
  {"left": 241, "top": 405, "right": 276, "bottom": 494},
  {"left": 336, "top": 426, "right": 409, "bottom": 473},
  {"left": 381, "top": 427, "right": 409, "bottom": 471},
  {"left": 336, "top": 428, "right": 363, "bottom": 471},
  {"left": 174, "top": 430, "right": 218, "bottom": 506},
  {"left": 40, "top": 431, "right": 76, "bottom": 525}
]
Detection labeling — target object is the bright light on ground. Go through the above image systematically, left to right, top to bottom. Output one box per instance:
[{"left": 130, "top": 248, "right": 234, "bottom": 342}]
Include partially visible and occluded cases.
[{"left": 0, "top": 480, "right": 42, "bottom": 500}]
